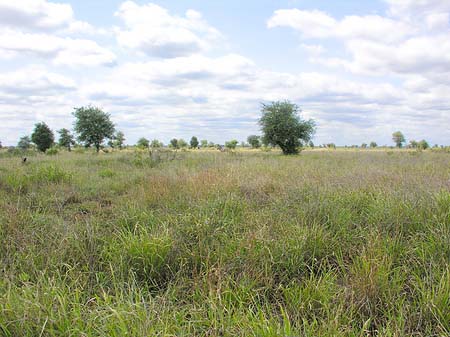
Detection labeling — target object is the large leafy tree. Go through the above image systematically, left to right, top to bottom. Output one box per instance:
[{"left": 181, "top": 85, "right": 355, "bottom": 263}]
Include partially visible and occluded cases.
[
  {"left": 259, "top": 101, "right": 315, "bottom": 155},
  {"left": 73, "top": 106, "right": 115, "bottom": 152},
  {"left": 31, "top": 122, "right": 54, "bottom": 152},
  {"left": 58, "top": 128, "right": 75, "bottom": 151},
  {"left": 392, "top": 131, "right": 405, "bottom": 148},
  {"left": 17, "top": 136, "right": 31, "bottom": 150},
  {"left": 190, "top": 136, "right": 199, "bottom": 149}
]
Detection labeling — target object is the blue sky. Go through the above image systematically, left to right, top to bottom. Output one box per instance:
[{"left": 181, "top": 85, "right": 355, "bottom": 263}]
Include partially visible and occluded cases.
[{"left": 0, "top": 0, "right": 449, "bottom": 146}]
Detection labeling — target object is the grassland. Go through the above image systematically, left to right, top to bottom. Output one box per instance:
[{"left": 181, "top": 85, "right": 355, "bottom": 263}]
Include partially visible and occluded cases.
[{"left": 0, "top": 148, "right": 449, "bottom": 336}]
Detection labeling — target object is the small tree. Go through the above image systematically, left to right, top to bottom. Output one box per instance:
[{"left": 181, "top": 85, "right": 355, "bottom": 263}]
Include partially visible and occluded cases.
[
  {"left": 259, "top": 101, "right": 315, "bottom": 155},
  {"left": 73, "top": 106, "right": 115, "bottom": 152},
  {"left": 31, "top": 122, "right": 54, "bottom": 152},
  {"left": 58, "top": 128, "right": 75, "bottom": 151},
  {"left": 114, "top": 131, "right": 125, "bottom": 149},
  {"left": 392, "top": 131, "right": 405, "bottom": 148},
  {"left": 247, "top": 135, "right": 261, "bottom": 149},
  {"left": 18, "top": 136, "right": 31, "bottom": 150},
  {"left": 190, "top": 136, "right": 199, "bottom": 149},
  {"left": 137, "top": 137, "right": 149, "bottom": 149},
  {"left": 170, "top": 138, "right": 179, "bottom": 149},
  {"left": 151, "top": 139, "right": 163, "bottom": 148},
  {"left": 178, "top": 139, "right": 188, "bottom": 148},
  {"left": 200, "top": 139, "right": 208, "bottom": 148},
  {"left": 225, "top": 139, "right": 238, "bottom": 150},
  {"left": 418, "top": 139, "right": 429, "bottom": 150},
  {"left": 0, "top": 140, "right": 2, "bottom": 149},
  {"left": 409, "top": 140, "right": 418, "bottom": 148},
  {"left": 208, "top": 141, "right": 215, "bottom": 147},
  {"left": 309, "top": 141, "right": 314, "bottom": 148},
  {"left": 370, "top": 141, "right": 377, "bottom": 148},
  {"left": 361, "top": 143, "right": 367, "bottom": 149}
]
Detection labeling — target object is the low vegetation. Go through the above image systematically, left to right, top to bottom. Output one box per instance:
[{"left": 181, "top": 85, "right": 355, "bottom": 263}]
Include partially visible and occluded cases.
[{"left": 1, "top": 148, "right": 449, "bottom": 336}]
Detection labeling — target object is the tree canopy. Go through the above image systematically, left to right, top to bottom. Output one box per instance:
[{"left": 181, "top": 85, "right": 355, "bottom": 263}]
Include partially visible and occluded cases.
[
  {"left": 259, "top": 101, "right": 315, "bottom": 155},
  {"left": 73, "top": 106, "right": 115, "bottom": 152},
  {"left": 31, "top": 122, "right": 54, "bottom": 152},
  {"left": 58, "top": 128, "right": 75, "bottom": 151},
  {"left": 392, "top": 131, "right": 405, "bottom": 148},
  {"left": 247, "top": 135, "right": 261, "bottom": 149},
  {"left": 190, "top": 136, "right": 199, "bottom": 148}
]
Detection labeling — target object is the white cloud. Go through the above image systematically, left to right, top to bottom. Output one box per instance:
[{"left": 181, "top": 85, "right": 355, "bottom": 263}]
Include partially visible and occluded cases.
[
  {"left": 114, "top": 1, "right": 222, "bottom": 58},
  {"left": 0, "top": 29, "right": 116, "bottom": 66}
]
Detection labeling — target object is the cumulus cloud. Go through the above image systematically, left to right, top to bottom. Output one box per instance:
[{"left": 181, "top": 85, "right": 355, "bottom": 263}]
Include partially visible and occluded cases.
[
  {"left": 114, "top": 1, "right": 222, "bottom": 58},
  {"left": 0, "top": 29, "right": 116, "bottom": 66}
]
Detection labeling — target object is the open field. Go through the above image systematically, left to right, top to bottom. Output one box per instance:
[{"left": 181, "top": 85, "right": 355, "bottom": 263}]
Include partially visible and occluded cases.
[{"left": 0, "top": 149, "right": 449, "bottom": 336}]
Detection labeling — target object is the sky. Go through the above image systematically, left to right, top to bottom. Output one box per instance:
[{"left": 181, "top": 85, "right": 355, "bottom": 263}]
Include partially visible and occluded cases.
[{"left": 0, "top": 0, "right": 449, "bottom": 146}]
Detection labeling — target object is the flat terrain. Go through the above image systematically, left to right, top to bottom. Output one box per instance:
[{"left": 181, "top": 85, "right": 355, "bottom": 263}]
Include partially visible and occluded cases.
[{"left": 1, "top": 149, "right": 449, "bottom": 336}]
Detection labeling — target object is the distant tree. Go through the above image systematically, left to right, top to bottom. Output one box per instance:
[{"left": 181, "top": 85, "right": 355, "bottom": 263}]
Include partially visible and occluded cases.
[
  {"left": 259, "top": 101, "right": 315, "bottom": 155},
  {"left": 73, "top": 106, "right": 115, "bottom": 152},
  {"left": 31, "top": 122, "right": 54, "bottom": 152},
  {"left": 58, "top": 128, "right": 75, "bottom": 151},
  {"left": 114, "top": 131, "right": 125, "bottom": 149},
  {"left": 392, "top": 131, "right": 405, "bottom": 148},
  {"left": 247, "top": 135, "right": 261, "bottom": 149},
  {"left": 18, "top": 136, "right": 31, "bottom": 150},
  {"left": 190, "top": 136, "right": 199, "bottom": 148},
  {"left": 137, "top": 137, "right": 149, "bottom": 149},
  {"left": 170, "top": 138, "right": 179, "bottom": 149},
  {"left": 151, "top": 139, "right": 163, "bottom": 148},
  {"left": 178, "top": 139, "right": 188, "bottom": 148},
  {"left": 200, "top": 139, "right": 208, "bottom": 148},
  {"left": 225, "top": 139, "right": 238, "bottom": 150},
  {"left": 418, "top": 139, "right": 429, "bottom": 150},
  {"left": 0, "top": 140, "right": 2, "bottom": 149},
  {"left": 409, "top": 140, "right": 418, "bottom": 148},
  {"left": 208, "top": 141, "right": 215, "bottom": 147},
  {"left": 309, "top": 141, "right": 314, "bottom": 148},
  {"left": 370, "top": 141, "right": 377, "bottom": 148},
  {"left": 326, "top": 143, "right": 336, "bottom": 149},
  {"left": 361, "top": 143, "right": 367, "bottom": 149}
]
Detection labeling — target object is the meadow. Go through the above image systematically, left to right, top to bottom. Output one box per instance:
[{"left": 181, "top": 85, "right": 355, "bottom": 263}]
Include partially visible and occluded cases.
[{"left": 0, "top": 148, "right": 449, "bottom": 336}]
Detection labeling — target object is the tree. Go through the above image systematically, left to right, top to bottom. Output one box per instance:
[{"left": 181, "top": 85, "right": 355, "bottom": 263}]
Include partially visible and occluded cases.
[
  {"left": 259, "top": 101, "right": 315, "bottom": 155},
  {"left": 73, "top": 106, "right": 115, "bottom": 152},
  {"left": 31, "top": 122, "right": 54, "bottom": 152},
  {"left": 58, "top": 128, "right": 75, "bottom": 151},
  {"left": 114, "top": 131, "right": 125, "bottom": 149},
  {"left": 392, "top": 131, "right": 405, "bottom": 148},
  {"left": 247, "top": 135, "right": 261, "bottom": 149},
  {"left": 18, "top": 136, "right": 31, "bottom": 150},
  {"left": 190, "top": 136, "right": 199, "bottom": 148},
  {"left": 137, "top": 137, "right": 149, "bottom": 149},
  {"left": 170, "top": 138, "right": 179, "bottom": 149},
  {"left": 151, "top": 139, "right": 163, "bottom": 148},
  {"left": 178, "top": 139, "right": 188, "bottom": 148},
  {"left": 200, "top": 139, "right": 208, "bottom": 148},
  {"left": 225, "top": 139, "right": 238, "bottom": 150},
  {"left": 418, "top": 139, "right": 429, "bottom": 150},
  {"left": 0, "top": 140, "right": 2, "bottom": 149},
  {"left": 409, "top": 140, "right": 418, "bottom": 148},
  {"left": 208, "top": 141, "right": 215, "bottom": 147},
  {"left": 309, "top": 141, "right": 314, "bottom": 148},
  {"left": 370, "top": 141, "right": 377, "bottom": 148},
  {"left": 361, "top": 143, "right": 367, "bottom": 149}
]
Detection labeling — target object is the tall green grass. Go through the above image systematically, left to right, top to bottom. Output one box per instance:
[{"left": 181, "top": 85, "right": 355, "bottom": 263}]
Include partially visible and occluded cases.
[{"left": 0, "top": 149, "right": 449, "bottom": 336}]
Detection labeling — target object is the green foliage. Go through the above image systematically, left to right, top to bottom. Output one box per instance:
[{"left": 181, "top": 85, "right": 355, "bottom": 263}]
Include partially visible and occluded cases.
[
  {"left": 259, "top": 100, "right": 315, "bottom": 155},
  {"left": 73, "top": 106, "right": 115, "bottom": 152},
  {"left": 31, "top": 122, "right": 54, "bottom": 152},
  {"left": 57, "top": 128, "right": 75, "bottom": 151},
  {"left": 114, "top": 131, "right": 126, "bottom": 149},
  {"left": 392, "top": 131, "right": 406, "bottom": 148},
  {"left": 17, "top": 135, "right": 31, "bottom": 150},
  {"left": 247, "top": 135, "right": 261, "bottom": 148},
  {"left": 190, "top": 136, "right": 199, "bottom": 148},
  {"left": 136, "top": 137, "right": 149, "bottom": 149},
  {"left": 169, "top": 138, "right": 178, "bottom": 149},
  {"left": 150, "top": 139, "right": 163, "bottom": 148},
  {"left": 178, "top": 139, "right": 188, "bottom": 148},
  {"left": 200, "top": 139, "right": 208, "bottom": 148},
  {"left": 225, "top": 139, "right": 238, "bottom": 150},
  {"left": 418, "top": 139, "right": 429, "bottom": 150},
  {"left": 370, "top": 141, "right": 377, "bottom": 148},
  {"left": 361, "top": 143, "right": 367, "bottom": 148}
]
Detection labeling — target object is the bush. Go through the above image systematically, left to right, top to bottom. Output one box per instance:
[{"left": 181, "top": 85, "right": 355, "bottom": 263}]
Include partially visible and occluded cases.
[{"left": 46, "top": 147, "right": 59, "bottom": 156}]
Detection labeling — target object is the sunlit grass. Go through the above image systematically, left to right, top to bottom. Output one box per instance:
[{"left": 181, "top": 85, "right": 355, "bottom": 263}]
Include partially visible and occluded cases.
[{"left": 0, "top": 148, "right": 449, "bottom": 336}]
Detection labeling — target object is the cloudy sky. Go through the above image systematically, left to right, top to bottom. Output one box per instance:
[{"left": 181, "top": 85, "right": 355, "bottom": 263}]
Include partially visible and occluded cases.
[{"left": 0, "top": 0, "right": 449, "bottom": 146}]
